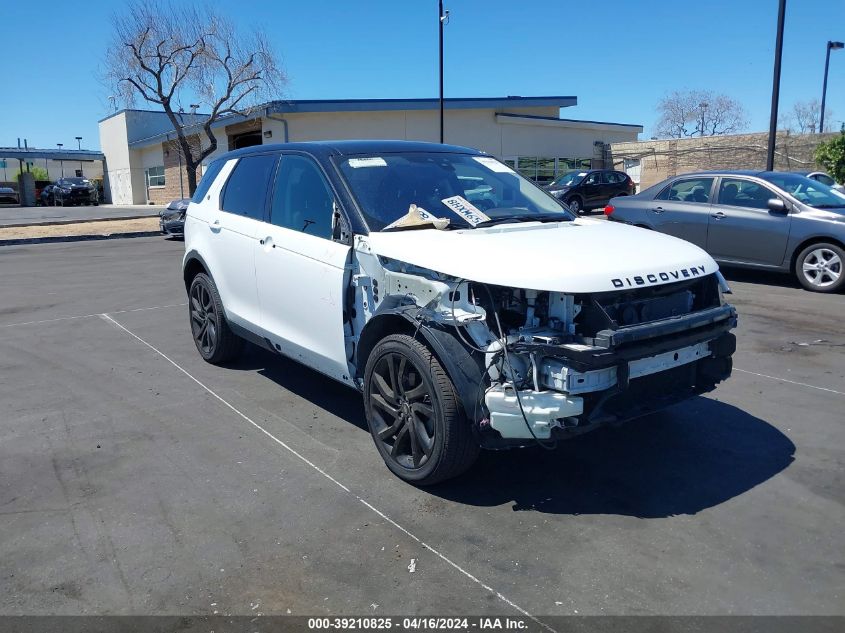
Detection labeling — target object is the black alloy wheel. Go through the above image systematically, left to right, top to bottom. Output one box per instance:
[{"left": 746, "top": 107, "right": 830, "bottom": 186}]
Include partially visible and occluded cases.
[
  {"left": 188, "top": 273, "right": 242, "bottom": 364},
  {"left": 363, "top": 334, "right": 479, "bottom": 485},
  {"left": 369, "top": 351, "right": 436, "bottom": 469}
]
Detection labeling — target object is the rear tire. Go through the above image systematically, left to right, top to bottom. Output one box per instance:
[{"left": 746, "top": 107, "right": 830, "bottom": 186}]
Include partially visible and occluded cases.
[
  {"left": 795, "top": 242, "right": 844, "bottom": 293},
  {"left": 188, "top": 273, "right": 243, "bottom": 363},
  {"left": 363, "top": 334, "right": 479, "bottom": 485}
]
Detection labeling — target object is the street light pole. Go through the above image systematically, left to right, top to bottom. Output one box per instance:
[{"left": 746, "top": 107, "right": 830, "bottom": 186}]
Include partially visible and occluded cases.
[
  {"left": 438, "top": 0, "right": 449, "bottom": 144},
  {"left": 766, "top": 0, "right": 787, "bottom": 171},
  {"left": 820, "top": 40, "right": 844, "bottom": 134},
  {"left": 75, "top": 136, "right": 83, "bottom": 177},
  {"left": 57, "top": 143, "right": 64, "bottom": 177}
]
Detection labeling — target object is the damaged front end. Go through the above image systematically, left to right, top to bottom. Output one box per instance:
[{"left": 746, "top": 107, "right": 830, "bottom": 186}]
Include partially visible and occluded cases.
[{"left": 350, "top": 243, "right": 737, "bottom": 448}]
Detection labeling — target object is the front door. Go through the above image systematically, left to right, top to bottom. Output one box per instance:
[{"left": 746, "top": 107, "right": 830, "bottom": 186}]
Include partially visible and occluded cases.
[
  {"left": 255, "top": 153, "right": 352, "bottom": 383},
  {"left": 581, "top": 171, "right": 603, "bottom": 208},
  {"left": 707, "top": 177, "right": 791, "bottom": 267}
]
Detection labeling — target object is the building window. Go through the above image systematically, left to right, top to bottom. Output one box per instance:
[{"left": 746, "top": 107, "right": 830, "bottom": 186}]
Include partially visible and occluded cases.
[{"left": 146, "top": 165, "right": 165, "bottom": 187}]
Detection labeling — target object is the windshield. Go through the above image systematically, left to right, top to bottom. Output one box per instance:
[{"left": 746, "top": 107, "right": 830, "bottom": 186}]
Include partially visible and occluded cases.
[
  {"left": 337, "top": 152, "right": 572, "bottom": 231},
  {"left": 550, "top": 170, "right": 587, "bottom": 188},
  {"left": 761, "top": 173, "right": 845, "bottom": 209},
  {"left": 61, "top": 178, "right": 89, "bottom": 185}
]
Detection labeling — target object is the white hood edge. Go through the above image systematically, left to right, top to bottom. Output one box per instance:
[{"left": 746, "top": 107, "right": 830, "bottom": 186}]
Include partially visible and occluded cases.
[{"left": 364, "top": 218, "right": 719, "bottom": 294}]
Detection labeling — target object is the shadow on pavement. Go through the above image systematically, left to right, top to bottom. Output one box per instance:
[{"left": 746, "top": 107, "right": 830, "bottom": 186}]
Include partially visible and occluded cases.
[{"left": 231, "top": 346, "right": 794, "bottom": 518}]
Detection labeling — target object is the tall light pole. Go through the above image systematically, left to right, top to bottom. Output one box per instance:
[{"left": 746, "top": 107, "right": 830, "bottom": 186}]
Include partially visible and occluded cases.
[
  {"left": 766, "top": 0, "right": 787, "bottom": 171},
  {"left": 438, "top": 1, "right": 449, "bottom": 144},
  {"left": 820, "top": 40, "right": 844, "bottom": 134},
  {"left": 698, "top": 102, "right": 709, "bottom": 136},
  {"left": 75, "top": 136, "right": 83, "bottom": 177},
  {"left": 57, "top": 143, "right": 64, "bottom": 177}
]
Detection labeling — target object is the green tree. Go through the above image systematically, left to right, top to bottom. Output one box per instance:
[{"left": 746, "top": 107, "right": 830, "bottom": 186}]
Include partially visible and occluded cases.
[
  {"left": 814, "top": 128, "right": 845, "bottom": 184},
  {"left": 15, "top": 165, "right": 50, "bottom": 181}
]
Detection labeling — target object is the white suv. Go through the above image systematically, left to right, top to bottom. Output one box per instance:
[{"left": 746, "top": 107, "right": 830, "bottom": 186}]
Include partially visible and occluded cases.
[{"left": 183, "top": 141, "right": 737, "bottom": 485}]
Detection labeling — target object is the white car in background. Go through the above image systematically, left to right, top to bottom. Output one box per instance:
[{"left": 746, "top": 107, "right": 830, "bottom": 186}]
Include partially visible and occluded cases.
[{"left": 182, "top": 141, "right": 737, "bottom": 484}]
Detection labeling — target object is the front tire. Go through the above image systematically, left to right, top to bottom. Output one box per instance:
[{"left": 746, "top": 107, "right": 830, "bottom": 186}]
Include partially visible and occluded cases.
[
  {"left": 566, "top": 196, "right": 583, "bottom": 215},
  {"left": 795, "top": 242, "right": 844, "bottom": 293},
  {"left": 188, "top": 273, "right": 243, "bottom": 363},
  {"left": 363, "top": 334, "right": 479, "bottom": 485}
]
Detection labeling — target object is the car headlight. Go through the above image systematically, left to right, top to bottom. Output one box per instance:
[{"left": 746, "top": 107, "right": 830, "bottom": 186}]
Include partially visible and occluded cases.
[{"left": 716, "top": 271, "right": 732, "bottom": 304}]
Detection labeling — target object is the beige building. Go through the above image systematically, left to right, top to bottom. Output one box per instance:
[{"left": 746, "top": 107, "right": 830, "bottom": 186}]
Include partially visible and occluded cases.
[{"left": 98, "top": 96, "right": 642, "bottom": 205}]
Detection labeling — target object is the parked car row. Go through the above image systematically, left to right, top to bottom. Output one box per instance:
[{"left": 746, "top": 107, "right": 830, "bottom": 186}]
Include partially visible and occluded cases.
[
  {"left": 544, "top": 169, "right": 635, "bottom": 214},
  {"left": 606, "top": 170, "right": 845, "bottom": 293}
]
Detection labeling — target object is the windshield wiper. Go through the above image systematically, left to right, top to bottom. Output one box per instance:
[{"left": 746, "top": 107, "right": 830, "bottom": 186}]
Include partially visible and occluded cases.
[{"left": 474, "top": 213, "right": 571, "bottom": 228}]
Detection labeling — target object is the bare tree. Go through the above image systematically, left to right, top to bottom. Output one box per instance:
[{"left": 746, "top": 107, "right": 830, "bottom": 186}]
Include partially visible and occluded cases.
[
  {"left": 103, "top": 2, "right": 285, "bottom": 194},
  {"left": 654, "top": 90, "right": 748, "bottom": 139},
  {"left": 789, "top": 99, "right": 833, "bottom": 134}
]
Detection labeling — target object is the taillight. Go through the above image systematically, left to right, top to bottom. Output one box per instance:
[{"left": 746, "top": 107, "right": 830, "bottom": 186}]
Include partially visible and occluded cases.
[{"left": 604, "top": 204, "right": 615, "bottom": 216}]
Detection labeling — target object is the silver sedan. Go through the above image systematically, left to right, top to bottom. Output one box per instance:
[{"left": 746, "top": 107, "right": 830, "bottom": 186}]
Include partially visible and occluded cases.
[{"left": 605, "top": 171, "right": 845, "bottom": 293}]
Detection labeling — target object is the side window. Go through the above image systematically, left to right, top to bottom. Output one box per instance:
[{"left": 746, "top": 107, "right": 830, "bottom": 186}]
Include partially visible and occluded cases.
[
  {"left": 221, "top": 154, "right": 279, "bottom": 219},
  {"left": 270, "top": 155, "right": 335, "bottom": 238},
  {"left": 191, "top": 160, "right": 225, "bottom": 204},
  {"left": 584, "top": 172, "right": 600, "bottom": 185},
  {"left": 603, "top": 172, "right": 621, "bottom": 184},
  {"left": 656, "top": 177, "right": 714, "bottom": 203},
  {"left": 718, "top": 178, "right": 774, "bottom": 210}
]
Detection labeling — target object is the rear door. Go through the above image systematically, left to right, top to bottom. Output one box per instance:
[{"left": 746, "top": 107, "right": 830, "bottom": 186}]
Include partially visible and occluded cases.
[
  {"left": 214, "top": 152, "right": 279, "bottom": 328},
  {"left": 255, "top": 153, "right": 353, "bottom": 383},
  {"left": 646, "top": 176, "right": 715, "bottom": 247},
  {"left": 706, "top": 177, "right": 791, "bottom": 266}
]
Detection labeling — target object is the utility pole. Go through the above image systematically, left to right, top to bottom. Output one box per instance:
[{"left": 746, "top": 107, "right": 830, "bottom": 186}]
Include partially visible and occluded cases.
[
  {"left": 766, "top": 0, "right": 786, "bottom": 171},
  {"left": 75, "top": 136, "right": 83, "bottom": 177}
]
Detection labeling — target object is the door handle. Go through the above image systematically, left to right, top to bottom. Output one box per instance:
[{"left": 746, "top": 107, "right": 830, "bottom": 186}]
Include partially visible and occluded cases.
[
  {"left": 652, "top": 206, "right": 665, "bottom": 214},
  {"left": 711, "top": 211, "right": 726, "bottom": 220}
]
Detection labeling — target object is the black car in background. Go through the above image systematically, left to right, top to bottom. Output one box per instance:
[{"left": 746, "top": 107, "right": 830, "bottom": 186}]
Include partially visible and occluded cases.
[
  {"left": 545, "top": 169, "right": 635, "bottom": 214},
  {"left": 50, "top": 177, "right": 98, "bottom": 206},
  {"left": 0, "top": 187, "right": 19, "bottom": 204},
  {"left": 159, "top": 198, "right": 190, "bottom": 237}
]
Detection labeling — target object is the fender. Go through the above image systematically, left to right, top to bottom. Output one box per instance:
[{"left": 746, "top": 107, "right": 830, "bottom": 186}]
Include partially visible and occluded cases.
[
  {"left": 182, "top": 249, "right": 213, "bottom": 289},
  {"left": 356, "top": 309, "right": 486, "bottom": 423}
]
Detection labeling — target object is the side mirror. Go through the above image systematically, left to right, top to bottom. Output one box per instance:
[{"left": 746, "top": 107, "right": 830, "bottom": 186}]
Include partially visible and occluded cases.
[{"left": 767, "top": 198, "right": 788, "bottom": 214}]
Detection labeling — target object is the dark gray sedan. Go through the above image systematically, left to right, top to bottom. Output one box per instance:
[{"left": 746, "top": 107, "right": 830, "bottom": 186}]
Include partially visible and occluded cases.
[{"left": 606, "top": 171, "right": 845, "bottom": 293}]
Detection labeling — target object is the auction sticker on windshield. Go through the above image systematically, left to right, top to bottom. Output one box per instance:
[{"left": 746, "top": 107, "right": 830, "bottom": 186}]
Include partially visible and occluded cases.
[
  {"left": 473, "top": 156, "right": 515, "bottom": 173},
  {"left": 347, "top": 157, "right": 387, "bottom": 168},
  {"left": 441, "top": 195, "right": 491, "bottom": 226}
]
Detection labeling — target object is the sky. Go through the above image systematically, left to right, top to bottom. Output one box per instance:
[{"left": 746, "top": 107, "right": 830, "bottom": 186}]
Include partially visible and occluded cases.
[{"left": 1, "top": 0, "right": 843, "bottom": 151}]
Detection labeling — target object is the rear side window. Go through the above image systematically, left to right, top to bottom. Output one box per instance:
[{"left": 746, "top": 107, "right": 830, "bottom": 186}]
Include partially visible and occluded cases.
[
  {"left": 221, "top": 154, "right": 279, "bottom": 219},
  {"left": 270, "top": 155, "right": 334, "bottom": 238},
  {"left": 191, "top": 160, "right": 225, "bottom": 204},
  {"left": 603, "top": 172, "right": 623, "bottom": 184},
  {"left": 656, "top": 177, "right": 714, "bottom": 203}
]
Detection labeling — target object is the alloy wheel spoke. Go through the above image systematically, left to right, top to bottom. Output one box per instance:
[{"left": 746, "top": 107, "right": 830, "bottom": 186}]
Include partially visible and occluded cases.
[
  {"left": 372, "top": 372, "right": 397, "bottom": 403},
  {"left": 371, "top": 393, "right": 400, "bottom": 420},
  {"left": 377, "top": 416, "right": 405, "bottom": 441},
  {"left": 407, "top": 418, "right": 422, "bottom": 467},
  {"left": 412, "top": 418, "right": 434, "bottom": 456},
  {"left": 391, "top": 424, "right": 410, "bottom": 458}
]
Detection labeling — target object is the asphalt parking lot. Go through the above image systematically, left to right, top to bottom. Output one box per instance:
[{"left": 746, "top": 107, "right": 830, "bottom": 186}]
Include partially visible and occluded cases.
[
  {"left": 0, "top": 204, "right": 161, "bottom": 228},
  {"left": 0, "top": 236, "right": 842, "bottom": 619}
]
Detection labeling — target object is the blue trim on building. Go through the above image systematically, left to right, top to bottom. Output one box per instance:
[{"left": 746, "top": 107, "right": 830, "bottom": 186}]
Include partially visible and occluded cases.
[{"left": 0, "top": 148, "right": 105, "bottom": 161}]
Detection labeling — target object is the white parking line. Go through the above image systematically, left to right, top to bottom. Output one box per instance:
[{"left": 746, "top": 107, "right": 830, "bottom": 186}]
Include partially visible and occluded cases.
[
  {"left": 1, "top": 303, "right": 187, "bottom": 328},
  {"left": 99, "top": 312, "right": 552, "bottom": 631},
  {"left": 735, "top": 368, "right": 845, "bottom": 397}
]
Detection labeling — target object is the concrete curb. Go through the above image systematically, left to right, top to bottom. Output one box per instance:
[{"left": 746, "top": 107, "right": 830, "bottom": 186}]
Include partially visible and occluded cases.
[
  {"left": 0, "top": 214, "right": 155, "bottom": 229},
  {"left": 0, "top": 231, "right": 165, "bottom": 247}
]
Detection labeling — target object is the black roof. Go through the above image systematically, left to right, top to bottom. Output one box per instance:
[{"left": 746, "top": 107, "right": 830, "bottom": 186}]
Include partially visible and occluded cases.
[{"left": 220, "top": 140, "right": 484, "bottom": 161}]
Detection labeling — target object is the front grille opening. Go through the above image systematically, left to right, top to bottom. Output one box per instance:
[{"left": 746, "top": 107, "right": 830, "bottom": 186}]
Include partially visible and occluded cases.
[{"left": 575, "top": 274, "right": 720, "bottom": 339}]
